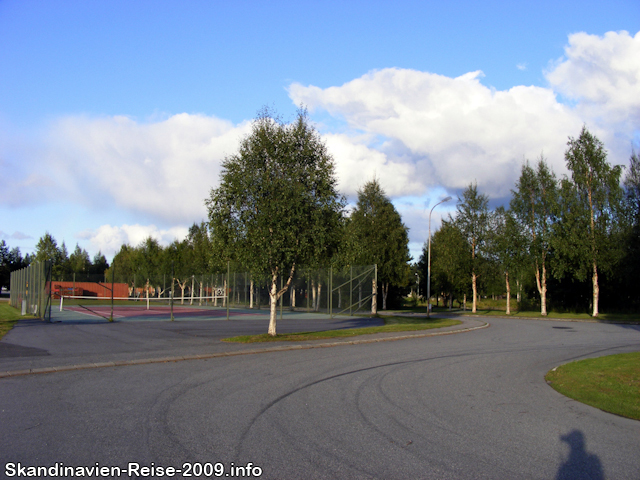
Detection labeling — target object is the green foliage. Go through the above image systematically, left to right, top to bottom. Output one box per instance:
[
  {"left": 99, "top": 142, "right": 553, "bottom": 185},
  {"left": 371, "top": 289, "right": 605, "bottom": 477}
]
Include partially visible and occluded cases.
[
  {"left": 206, "top": 107, "right": 345, "bottom": 334},
  {"left": 206, "top": 108, "right": 345, "bottom": 282},
  {"left": 555, "top": 126, "right": 624, "bottom": 315},
  {"left": 617, "top": 150, "right": 640, "bottom": 308},
  {"left": 509, "top": 157, "right": 559, "bottom": 314},
  {"left": 348, "top": 179, "right": 411, "bottom": 295},
  {"left": 453, "top": 183, "right": 490, "bottom": 310},
  {"left": 455, "top": 183, "right": 490, "bottom": 264},
  {"left": 420, "top": 219, "right": 470, "bottom": 306},
  {"left": 0, "top": 241, "right": 10, "bottom": 291},
  {"left": 69, "top": 244, "right": 91, "bottom": 274}
]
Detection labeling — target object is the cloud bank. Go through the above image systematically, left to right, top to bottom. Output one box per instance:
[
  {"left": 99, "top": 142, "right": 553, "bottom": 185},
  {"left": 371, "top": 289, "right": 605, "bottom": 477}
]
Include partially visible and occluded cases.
[
  {"left": 1, "top": 30, "right": 638, "bottom": 259},
  {"left": 290, "top": 30, "right": 639, "bottom": 201},
  {"left": 77, "top": 224, "right": 190, "bottom": 256}
]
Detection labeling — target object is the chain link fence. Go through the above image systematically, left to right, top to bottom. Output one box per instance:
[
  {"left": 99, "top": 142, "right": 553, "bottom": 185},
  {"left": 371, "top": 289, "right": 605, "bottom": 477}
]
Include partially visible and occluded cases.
[
  {"left": 9, "top": 261, "right": 52, "bottom": 321},
  {"left": 46, "top": 262, "right": 377, "bottom": 319}
]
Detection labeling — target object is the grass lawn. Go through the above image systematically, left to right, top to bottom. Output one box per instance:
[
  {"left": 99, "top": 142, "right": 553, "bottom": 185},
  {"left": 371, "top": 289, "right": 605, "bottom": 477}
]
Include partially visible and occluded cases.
[
  {"left": 0, "top": 301, "right": 36, "bottom": 339},
  {"left": 392, "top": 303, "right": 640, "bottom": 324},
  {"left": 468, "top": 309, "right": 640, "bottom": 323},
  {"left": 223, "top": 316, "right": 462, "bottom": 343},
  {"left": 546, "top": 352, "right": 640, "bottom": 421}
]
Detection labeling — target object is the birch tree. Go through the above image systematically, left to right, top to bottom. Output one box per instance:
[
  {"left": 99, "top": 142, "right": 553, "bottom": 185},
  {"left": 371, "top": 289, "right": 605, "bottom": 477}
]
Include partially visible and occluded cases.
[
  {"left": 206, "top": 108, "right": 344, "bottom": 335},
  {"left": 558, "top": 126, "right": 624, "bottom": 317},
  {"left": 510, "top": 158, "right": 558, "bottom": 315},
  {"left": 454, "top": 183, "right": 489, "bottom": 313},
  {"left": 489, "top": 206, "right": 526, "bottom": 315}
]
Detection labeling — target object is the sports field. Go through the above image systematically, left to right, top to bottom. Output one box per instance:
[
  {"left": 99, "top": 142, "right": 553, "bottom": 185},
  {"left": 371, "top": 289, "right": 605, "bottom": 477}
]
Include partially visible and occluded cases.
[{"left": 53, "top": 296, "right": 354, "bottom": 324}]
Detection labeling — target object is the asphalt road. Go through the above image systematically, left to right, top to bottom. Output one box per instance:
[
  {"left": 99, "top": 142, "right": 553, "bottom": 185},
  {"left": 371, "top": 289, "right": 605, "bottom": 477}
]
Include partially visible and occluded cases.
[{"left": 1, "top": 316, "right": 639, "bottom": 479}]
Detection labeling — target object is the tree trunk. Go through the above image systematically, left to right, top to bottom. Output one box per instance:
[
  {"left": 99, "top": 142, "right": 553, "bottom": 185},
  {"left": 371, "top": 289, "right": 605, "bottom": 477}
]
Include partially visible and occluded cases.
[
  {"left": 592, "top": 260, "right": 599, "bottom": 317},
  {"left": 534, "top": 261, "right": 547, "bottom": 316},
  {"left": 267, "top": 265, "right": 296, "bottom": 336},
  {"left": 505, "top": 271, "right": 511, "bottom": 315},
  {"left": 472, "top": 272, "right": 477, "bottom": 313},
  {"left": 190, "top": 276, "right": 195, "bottom": 305},
  {"left": 371, "top": 277, "right": 377, "bottom": 314},
  {"left": 268, "top": 278, "right": 278, "bottom": 336},
  {"left": 176, "top": 279, "right": 187, "bottom": 305},
  {"left": 223, "top": 279, "right": 227, "bottom": 307},
  {"left": 250, "top": 279, "right": 254, "bottom": 309},
  {"left": 311, "top": 280, "right": 317, "bottom": 310},
  {"left": 315, "top": 282, "right": 322, "bottom": 312},
  {"left": 382, "top": 282, "right": 389, "bottom": 310},
  {"left": 291, "top": 287, "right": 296, "bottom": 310},
  {"left": 463, "top": 294, "right": 466, "bottom": 311}
]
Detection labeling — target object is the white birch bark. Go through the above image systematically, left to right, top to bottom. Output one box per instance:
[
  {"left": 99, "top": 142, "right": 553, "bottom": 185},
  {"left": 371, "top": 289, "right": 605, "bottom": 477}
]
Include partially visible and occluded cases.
[
  {"left": 534, "top": 261, "right": 547, "bottom": 316},
  {"left": 267, "top": 264, "right": 296, "bottom": 336},
  {"left": 505, "top": 271, "right": 511, "bottom": 315},
  {"left": 472, "top": 272, "right": 477, "bottom": 313},
  {"left": 371, "top": 277, "right": 377, "bottom": 314},
  {"left": 311, "top": 280, "right": 317, "bottom": 311},
  {"left": 315, "top": 282, "right": 322, "bottom": 312}
]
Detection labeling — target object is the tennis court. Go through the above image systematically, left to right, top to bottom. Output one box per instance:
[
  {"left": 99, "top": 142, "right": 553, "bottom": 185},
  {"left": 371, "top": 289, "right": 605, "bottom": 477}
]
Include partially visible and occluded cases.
[{"left": 51, "top": 295, "right": 352, "bottom": 323}]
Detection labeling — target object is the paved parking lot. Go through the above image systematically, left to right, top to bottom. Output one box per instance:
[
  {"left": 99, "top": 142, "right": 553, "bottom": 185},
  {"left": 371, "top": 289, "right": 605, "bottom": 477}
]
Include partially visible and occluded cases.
[{"left": 1, "top": 315, "right": 638, "bottom": 479}]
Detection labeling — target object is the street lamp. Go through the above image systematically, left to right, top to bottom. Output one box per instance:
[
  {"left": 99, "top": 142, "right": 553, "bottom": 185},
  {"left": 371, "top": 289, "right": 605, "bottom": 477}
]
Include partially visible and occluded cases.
[{"left": 427, "top": 196, "right": 452, "bottom": 317}]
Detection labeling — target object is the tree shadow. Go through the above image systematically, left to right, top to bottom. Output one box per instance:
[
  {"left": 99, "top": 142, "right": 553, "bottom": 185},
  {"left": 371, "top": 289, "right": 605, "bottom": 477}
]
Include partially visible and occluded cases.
[{"left": 556, "top": 430, "right": 604, "bottom": 480}]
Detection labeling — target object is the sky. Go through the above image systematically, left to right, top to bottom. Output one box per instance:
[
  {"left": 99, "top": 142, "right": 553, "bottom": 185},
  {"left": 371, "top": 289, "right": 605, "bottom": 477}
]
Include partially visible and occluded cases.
[{"left": 1, "top": 0, "right": 639, "bottom": 263}]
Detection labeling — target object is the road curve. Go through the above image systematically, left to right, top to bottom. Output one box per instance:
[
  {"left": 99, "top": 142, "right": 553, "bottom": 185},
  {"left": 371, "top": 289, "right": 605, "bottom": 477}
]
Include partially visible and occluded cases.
[{"left": 1, "top": 317, "right": 638, "bottom": 479}]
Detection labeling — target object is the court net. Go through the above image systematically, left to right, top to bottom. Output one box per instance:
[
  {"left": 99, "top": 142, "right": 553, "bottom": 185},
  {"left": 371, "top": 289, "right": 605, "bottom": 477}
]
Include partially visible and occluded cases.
[{"left": 59, "top": 294, "right": 228, "bottom": 320}]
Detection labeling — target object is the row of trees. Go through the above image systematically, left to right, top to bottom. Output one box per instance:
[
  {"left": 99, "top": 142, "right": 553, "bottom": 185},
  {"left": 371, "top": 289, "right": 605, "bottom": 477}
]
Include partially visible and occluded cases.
[
  {"left": 10, "top": 110, "right": 636, "bottom": 333},
  {"left": 420, "top": 127, "right": 639, "bottom": 316},
  {"left": 0, "top": 235, "right": 109, "bottom": 290},
  {"left": 0, "top": 241, "right": 32, "bottom": 291}
]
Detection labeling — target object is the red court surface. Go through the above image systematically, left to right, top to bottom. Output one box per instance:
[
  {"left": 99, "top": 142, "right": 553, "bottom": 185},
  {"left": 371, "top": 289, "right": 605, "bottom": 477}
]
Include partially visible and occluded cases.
[{"left": 57, "top": 305, "right": 264, "bottom": 322}]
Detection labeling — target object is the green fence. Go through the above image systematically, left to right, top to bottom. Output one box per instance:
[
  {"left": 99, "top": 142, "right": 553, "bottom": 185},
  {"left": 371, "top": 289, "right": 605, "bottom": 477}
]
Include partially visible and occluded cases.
[
  {"left": 9, "top": 261, "right": 52, "bottom": 321},
  {"left": 48, "top": 262, "right": 377, "bottom": 319},
  {"left": 228, "top": 264, "right": 378, "bottom": 317}
]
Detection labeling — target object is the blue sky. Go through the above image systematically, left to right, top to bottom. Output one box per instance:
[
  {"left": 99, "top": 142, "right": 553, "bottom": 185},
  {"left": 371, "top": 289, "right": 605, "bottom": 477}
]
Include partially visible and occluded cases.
[{"left": 1, "top": 0, "right": 639, "bottom": 263}]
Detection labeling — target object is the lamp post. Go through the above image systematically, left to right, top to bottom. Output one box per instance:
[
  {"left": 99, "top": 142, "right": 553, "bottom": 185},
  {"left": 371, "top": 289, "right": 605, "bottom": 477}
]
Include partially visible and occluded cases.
[{"left": 427, "top": 196, "right": 452, "bottom": 317}]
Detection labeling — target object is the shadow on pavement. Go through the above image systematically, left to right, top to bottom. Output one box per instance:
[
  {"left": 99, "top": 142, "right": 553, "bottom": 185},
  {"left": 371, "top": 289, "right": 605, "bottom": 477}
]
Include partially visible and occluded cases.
[{"left": 556, "top": 430, "right": 604, "bottom": 480}]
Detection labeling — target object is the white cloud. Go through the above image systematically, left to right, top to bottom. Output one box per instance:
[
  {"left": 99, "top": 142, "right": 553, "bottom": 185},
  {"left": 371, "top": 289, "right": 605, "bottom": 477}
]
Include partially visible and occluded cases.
[
  {"left": 288, "top": 30, "right": 640, "bottom": 200},
  {"left": 545, "top": 30, "right": 640, "bottom": 124},
  {"left": 517, "top": 63, "right": 527, "bottom": 71},
  {"left": 290, "top": 68, "right": 583, "bottom": 198},
  {"left": 41, "top": 113, "right": 251, "bottom": 223},
  {"left": 322, "top": 133, "right": 422, "bottom": 197},
  {"left": 78, "top": 224, "right": 190, "bottom": 258},
  {"left": 0, "top": 231, "right": 32, "bottom": 240}
]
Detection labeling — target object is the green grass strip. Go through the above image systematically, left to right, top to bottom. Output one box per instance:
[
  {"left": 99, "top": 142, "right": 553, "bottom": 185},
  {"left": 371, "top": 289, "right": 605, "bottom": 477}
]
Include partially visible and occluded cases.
[
  {"left": 0, "top": 302, "right": 36, "bottom": 339},
  {"left": 390, "top": 306, "right": 640, "bottom": 323},
  {"left": 223, "top": 316, "right": 461, "bottom": 343},
  {"left": 546, "top": 352, "right": 640, "bottom": 421}
]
